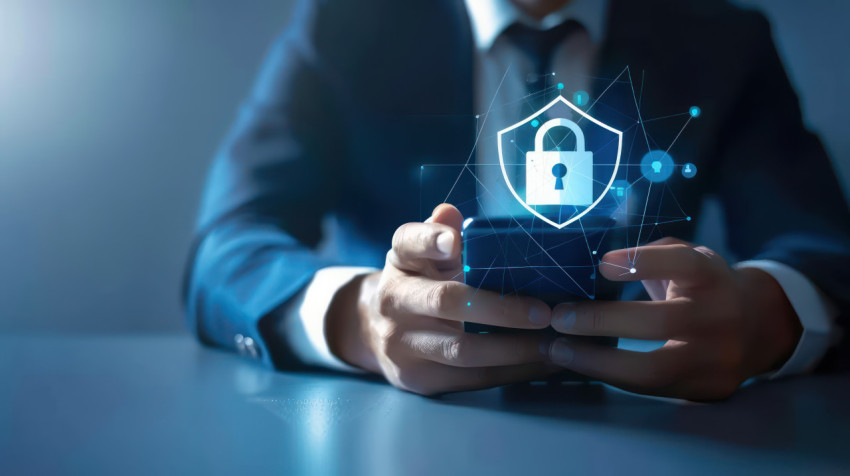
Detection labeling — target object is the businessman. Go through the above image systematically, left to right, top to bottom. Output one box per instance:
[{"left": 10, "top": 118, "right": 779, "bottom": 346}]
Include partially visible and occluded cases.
[{"left": 185, "top": 0, "right": 850, "bottom": 399}]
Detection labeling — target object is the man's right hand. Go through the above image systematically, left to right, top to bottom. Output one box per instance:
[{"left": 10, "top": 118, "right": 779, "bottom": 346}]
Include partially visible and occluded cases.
[{"left": 326, "top": 204, "right": 557, "bottom": 395}]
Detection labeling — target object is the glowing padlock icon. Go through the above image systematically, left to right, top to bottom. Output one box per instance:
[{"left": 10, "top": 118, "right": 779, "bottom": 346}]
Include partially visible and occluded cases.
[{"left": 526, "top": 118, "right": 593, "bottom": 206}]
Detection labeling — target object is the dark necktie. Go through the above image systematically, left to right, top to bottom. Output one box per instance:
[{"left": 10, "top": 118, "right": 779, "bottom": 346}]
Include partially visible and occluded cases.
[{"left": 503, "top": 20, "right": 583, "bottom": 112}]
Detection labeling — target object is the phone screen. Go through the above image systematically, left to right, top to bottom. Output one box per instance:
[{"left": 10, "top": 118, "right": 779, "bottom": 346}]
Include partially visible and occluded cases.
[{"left": 462, "top": 215, "right": 620, "bottom": 341}]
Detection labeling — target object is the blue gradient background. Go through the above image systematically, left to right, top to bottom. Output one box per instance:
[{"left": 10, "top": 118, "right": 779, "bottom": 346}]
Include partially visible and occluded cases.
[{"left": 0, "top": 0, "right": 847, "bottom": 332}]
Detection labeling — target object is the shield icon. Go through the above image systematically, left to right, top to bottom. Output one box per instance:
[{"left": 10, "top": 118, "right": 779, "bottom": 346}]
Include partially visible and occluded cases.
[{"left": 497, "top": 95, "right": 622, "bottom": 229}]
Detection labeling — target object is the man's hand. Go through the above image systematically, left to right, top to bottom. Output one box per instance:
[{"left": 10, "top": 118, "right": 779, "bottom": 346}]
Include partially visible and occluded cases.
[
  {"left": 327, "top": 204, "right": 557, "bottom": 395},
  {"left": 547, "top": 237, "right": 802, "bottom": 401}
]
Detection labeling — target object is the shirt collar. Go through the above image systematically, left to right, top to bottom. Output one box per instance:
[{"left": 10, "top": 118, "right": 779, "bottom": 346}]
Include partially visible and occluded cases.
[{"left": 464, "top": 0, "right": 609, "bottom": 51}]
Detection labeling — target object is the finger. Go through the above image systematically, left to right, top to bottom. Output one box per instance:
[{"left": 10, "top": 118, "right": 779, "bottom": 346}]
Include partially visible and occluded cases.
[
  {"left": 428, "top": 203, "right": 464, "bottom": 232},
  {"left": 391, "top": 222, "right": 460, "bottom": 263},
  {"left": 599, "top": 244, "right": 718, "bottom": 285},
  {"left": 380, "top": 276, "right": 551, "bottom": 329},
  {"left": 551, "top": 300, "right": 695, "bottom": 340},
  {"left": 402, "top": 329, "right": 552, "bottom": 367},
  {"left": 547, "top": 337, "right": 687, "bottom": 396},
  {"left": 404, "top": 362, "right": 560, "bottom": 396}
]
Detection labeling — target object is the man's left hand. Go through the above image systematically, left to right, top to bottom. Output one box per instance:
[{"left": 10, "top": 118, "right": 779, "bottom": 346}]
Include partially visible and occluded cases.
[{"left": 547, "top": 237, "right": 802, "bottom": 401}]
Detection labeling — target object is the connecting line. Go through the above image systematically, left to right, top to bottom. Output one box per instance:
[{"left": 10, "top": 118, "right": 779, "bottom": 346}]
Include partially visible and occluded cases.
[
  {"left": 443, "top": 63, "right": 513, "bottom": 202},
  {"left": 554, "top": 66, "right": 630, "bottom": 150},
  {"left": 626, "top": 66, "right": 652, "bottom": 153},
  {"left": 638, "top": 70, "right": 645, "bottom": 110},
  {"left": 642, "top": 112, "right": 689, "bottom": 123},
  {"left": 633, "top": 114, "right": 694, "bottom": 264},
  {"left": 664, "top": 115, "right": 692, "bottom": 156},
  {"left": 467, "top": 169, "right": 593, "bottom": 298},
  {"left": 632, "top": 179, "right": 654, "bottom": 264},
  {"left": 665, "top": 182, "right": 688, "bottom": 217},
  {"left": 576, "top": 217, "right": 595, "bottom": 265},
  {"left": 471, "top": 252, "right": 501, "bottom": 297},
  {"left": 599, "top": 259, "right": 632, "bottom": 271}
]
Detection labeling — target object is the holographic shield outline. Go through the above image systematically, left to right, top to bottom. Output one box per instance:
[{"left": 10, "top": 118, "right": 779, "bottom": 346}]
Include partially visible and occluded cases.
[{"left": 497, "top": 95, "right": 623, "bottom": 229}]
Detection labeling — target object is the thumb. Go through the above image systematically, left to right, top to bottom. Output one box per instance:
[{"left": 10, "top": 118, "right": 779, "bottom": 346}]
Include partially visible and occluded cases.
[{"left": 426, "top": 203, "right": 464, "bottom": 233}]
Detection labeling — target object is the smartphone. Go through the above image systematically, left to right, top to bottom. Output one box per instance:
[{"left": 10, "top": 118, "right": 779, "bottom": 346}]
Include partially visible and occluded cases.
[{"left": 462, "top": 215, "right": 619, "bottom": 350}]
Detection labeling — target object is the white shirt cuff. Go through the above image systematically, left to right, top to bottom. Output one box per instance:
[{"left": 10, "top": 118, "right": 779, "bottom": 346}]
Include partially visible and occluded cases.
[
  {"left": 736, "top": 260, "right": 838, "bottom": 379},
  {"left": 279, "top": 266, "right": 377, "bottom": 373}
]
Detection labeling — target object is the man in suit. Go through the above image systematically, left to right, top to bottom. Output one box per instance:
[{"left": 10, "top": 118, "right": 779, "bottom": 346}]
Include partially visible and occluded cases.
[{"left": 184, "top": 0, "right": 850, "bottom": 399}]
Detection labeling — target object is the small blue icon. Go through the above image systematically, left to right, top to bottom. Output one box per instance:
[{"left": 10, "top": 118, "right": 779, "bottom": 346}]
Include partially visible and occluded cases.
[
  {"left": 557, "top": 82, "right": 564, "bottom": 90},
  {"left": 573, "top": 90, "right": 589, "bottom": 107},
  {"left": 689, "top": 106, "right": 701, "bottom": 118},
  {"left": 531, "top": 119, "right": 540, "bottom": 127},
  {"left": 640, "top": 150, "right": 675, "bottom": 182},
  {"left": 682, "top": 162, "right": 697, "bottom": 178},
  {"left": 610, "top": 179, "right": 631, "bottom": 200},
  {"left": 463, "top": 265, "right": 470, "bottom": 272},
  {"left": 466, "top": 302, "right": 472, "bottom": 307}
]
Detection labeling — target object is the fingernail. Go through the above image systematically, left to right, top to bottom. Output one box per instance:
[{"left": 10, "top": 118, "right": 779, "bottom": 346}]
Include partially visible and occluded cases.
[
  {"left": 436, "top": 232, "right": 454, "bottom": 257},
  {"left": 528, "top": 303, "right": 550, "bottom": 326},
  {"left": 552, "top": 308, "right": 577, "bottom": 330},
  {"left": 549, "top": 338, "right": 574, "bottom": 365}
]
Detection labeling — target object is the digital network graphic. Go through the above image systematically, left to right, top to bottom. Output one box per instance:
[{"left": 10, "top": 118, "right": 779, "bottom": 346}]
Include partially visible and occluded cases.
[{"left": 419, "top": 66, "right": 700, "bottom": 302}]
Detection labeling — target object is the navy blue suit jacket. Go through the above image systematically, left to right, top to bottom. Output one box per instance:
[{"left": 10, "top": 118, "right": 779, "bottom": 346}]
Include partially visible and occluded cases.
[{"left": 184, "top": 0, "right": 850, "bottom": 369}]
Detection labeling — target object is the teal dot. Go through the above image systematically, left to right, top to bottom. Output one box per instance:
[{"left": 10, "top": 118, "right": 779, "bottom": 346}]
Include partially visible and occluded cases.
[
  {"left": 557, "top": 82, "right": 564, "bottom": 90},
  {"left": 689, "top": 106, "right": 701, "bottom": 118},
  {"left": 531, "top": 119, "right": 540, "bottom": 127},
  {"left": 420, "top": 165, "right": 424, "bottom": 170},
  {"left": 686, "top": 216, "right": 692, "bottom": 221},
  {"left": 463, "top": 265, "right": 470, "bottom": 272},
  {"left": 467, "top": 302, "right": 471, "bottom": 307}
]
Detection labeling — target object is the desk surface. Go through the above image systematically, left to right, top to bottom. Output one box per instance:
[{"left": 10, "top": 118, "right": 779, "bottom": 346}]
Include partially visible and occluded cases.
[{"left": 1, "top": 335, "right": 848, "bottom": 475}]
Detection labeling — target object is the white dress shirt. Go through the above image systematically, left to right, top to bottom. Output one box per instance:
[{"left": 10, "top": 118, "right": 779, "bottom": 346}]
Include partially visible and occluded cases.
[{"left": 277, "top": 0, "right": 837, "bottom": 378}]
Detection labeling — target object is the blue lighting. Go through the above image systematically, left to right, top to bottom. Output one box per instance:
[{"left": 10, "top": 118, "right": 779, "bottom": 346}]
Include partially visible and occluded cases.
[
  {"left": 557, "top": 82, "right": 564, "bottom": 90},
  {"left": 689, "top": 106, "right": 701, "bottom": 118},
  {"left": 531, "top": 119, "right": 540, "bottom": 127},
  {"left": 463, "top": 265, "right": 470, "bottom": 272},
  {"left": 466, "top": 302, "right": 471, "bottom": 307}
]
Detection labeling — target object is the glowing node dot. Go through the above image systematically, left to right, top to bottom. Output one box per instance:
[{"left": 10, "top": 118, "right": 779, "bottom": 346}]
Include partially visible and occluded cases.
[
  {"left": 552, "top": 72, "right": 556, "bottom": 76},
  {"left": 557, "top": 82, "right": 564, "bottom": 90},
  {"left": 689, "top": 106, "right": 701, "bottom": 118},
  {"left": 475, "top": 114, "right": 480, "bottom": 118},
  {"left": 531, "top": 119, "right": 540, "bottom": 127},
  {"left": 420, "top": 165, "right": 424, "bottom": 170},
  {"left": 686, "top": 216, "right": 692, "bottom": 221},
  {"left": 592, "top": 250, "right": 597, "bottom": 255},
  {"left": 463, "top": 265, "right": 470, "bottom": 272},
  {"left": 630, "top": 268, "right": 637, "bottom": 274},
  {"left": 467, "top": 302, "right": 472, "bottom": 307}
]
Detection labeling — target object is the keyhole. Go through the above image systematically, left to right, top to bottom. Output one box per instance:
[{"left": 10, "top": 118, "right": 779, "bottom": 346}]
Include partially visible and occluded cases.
[{"left": 552, "top": 163, "right": 567, "bottom": 190}]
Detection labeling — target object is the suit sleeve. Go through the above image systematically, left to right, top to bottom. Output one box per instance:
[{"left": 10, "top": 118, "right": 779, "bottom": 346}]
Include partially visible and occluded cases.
[
  {"left": 183, "top": 0, "right": 347, "bottom": 369},
  {"left": 712, "top": 13, "right": 850, "bottom": 363}
]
